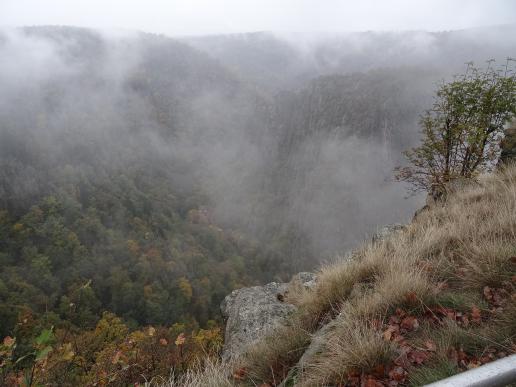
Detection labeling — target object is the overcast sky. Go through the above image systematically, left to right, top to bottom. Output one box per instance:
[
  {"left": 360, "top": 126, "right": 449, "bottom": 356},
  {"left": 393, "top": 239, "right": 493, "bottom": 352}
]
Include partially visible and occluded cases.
[{"left": 1, "top": 0, "right": 515, "bottom": 36}]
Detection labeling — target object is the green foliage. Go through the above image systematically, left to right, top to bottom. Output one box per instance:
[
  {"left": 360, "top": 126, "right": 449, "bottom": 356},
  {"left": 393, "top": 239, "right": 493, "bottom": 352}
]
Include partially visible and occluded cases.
[
  {"left": 396, "top": 59, "right": 516, "bottom": 191},
  {"left": 0, "top": 162, "right": 286, "bottom": 383}
]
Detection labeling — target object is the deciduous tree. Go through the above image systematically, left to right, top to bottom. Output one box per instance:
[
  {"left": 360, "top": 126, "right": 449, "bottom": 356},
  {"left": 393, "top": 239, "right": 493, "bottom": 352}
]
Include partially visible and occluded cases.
[{"left": 396, "top": 59, "right": 516, "bottom": 192}]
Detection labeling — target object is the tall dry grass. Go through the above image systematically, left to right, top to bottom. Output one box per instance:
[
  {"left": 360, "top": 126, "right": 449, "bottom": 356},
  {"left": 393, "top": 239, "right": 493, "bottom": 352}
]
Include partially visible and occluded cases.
[{"left": 242, "top": 165, "right": 516, "bottom": 386}]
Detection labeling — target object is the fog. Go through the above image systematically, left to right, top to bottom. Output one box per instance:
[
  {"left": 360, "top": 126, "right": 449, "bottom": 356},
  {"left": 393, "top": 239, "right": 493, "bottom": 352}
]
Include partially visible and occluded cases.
[
  {"left": 1, "top": 0, "right": 516, "bottom": 36},
  {"left": 0, "top": 23, "right": 515, "bottom": 269}
]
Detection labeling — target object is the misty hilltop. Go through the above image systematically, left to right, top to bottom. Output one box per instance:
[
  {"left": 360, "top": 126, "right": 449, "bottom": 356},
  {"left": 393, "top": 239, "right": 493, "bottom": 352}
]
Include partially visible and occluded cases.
[
  {"left": 0, "top": 23, "right": 515, "bottom": 385},
  {"left": 185, "top": 25, "right": 516, "bottom": 92}
]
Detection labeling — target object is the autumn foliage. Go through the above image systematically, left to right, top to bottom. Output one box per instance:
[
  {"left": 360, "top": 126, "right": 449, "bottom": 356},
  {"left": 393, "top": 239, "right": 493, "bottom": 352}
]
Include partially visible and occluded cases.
[{"left": 0, "top": 312, "right": 222, "bottom": 386}]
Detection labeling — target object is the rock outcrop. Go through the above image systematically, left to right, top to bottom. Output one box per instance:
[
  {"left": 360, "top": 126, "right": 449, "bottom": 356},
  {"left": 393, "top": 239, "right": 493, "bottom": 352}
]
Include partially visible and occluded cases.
[
  {"left": 499, "top": 124, "right": 516, "bottom": 166},
  {"left": 372, "top": 223, "right": 405, "bottom": 243},
  {"left": 220, "top": 224, "right": 406, "bottom": 360},
  {"left": 220, "top": 224, "right": 407, "bottom": 360},
  {"left": 220, "top": 273, "right": 316, "bottom": 360}
]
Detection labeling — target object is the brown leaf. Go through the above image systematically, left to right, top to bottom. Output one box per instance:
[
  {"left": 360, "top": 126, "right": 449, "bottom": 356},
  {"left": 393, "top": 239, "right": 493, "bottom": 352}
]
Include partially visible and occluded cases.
[
  {"left": 405, "top": 292, "right": 418, "bottom": 304},
  {"left": 471, "top": 306, "right": 482, "bottom": 323},
  {"left": 389, "top": 315, "right": 400, "bottom": 325},
  {"left": 401, "top": 316, "right": 419, "bottom": 331},
  {"left": 383, "top": 326, "right": 397, "bottom": 341},
  {"left": 159, "top": 338, "right": 168, "bottom": 346},
  {"left": 410, "top": 350, "right": 429, "bottom": 365},
  {"left": 479, "top": 356, "right": 491, "bottom": 364},
  {"left": 467, "top": 360, "right": 481, "bottom": 369},
  {"left": 373, "top": 364, "right": 386, "bottom": 377},
  {"left": 388, "top": 366, "right": 406, "bottom": 381},
  {"left": 233, "top": 367, "right": 247, "bottom": 380},
  {"left": 364, "top": 377, "right": 382, "bottom": 387}
]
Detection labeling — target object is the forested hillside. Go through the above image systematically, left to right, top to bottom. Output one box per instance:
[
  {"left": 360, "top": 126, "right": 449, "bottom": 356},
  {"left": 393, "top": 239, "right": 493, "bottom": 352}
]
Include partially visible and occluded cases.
[{"left": 0, "top": 25, "right": 514, "bottom": 384}]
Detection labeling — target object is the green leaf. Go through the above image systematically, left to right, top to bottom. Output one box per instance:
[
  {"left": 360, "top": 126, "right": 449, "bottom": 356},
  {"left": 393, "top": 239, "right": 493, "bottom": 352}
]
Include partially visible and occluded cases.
[
  {"left": 35, "top": 327, "right": 54, "bottom": 346},
  {"left": 35, "top": 345, "right": 52, "bottom": 361}
]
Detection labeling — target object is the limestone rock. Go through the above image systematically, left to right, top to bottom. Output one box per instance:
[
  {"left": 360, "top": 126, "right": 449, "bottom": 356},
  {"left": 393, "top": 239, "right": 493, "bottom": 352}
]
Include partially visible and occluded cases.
[
  {"left": 290, "top": 272, "right": 317, "bottom": 291},
  {"left": 220, "top": 273, "right": 317, "bottom": 360},
  {"left": 220, "top": 282, "right": 294, "bottom": 360}
]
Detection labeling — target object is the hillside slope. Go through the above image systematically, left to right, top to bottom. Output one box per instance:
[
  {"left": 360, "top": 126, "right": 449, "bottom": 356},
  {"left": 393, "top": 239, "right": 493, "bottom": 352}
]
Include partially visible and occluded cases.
[{"left": 180, "top": 164, "right": 516, "bottom": 386}]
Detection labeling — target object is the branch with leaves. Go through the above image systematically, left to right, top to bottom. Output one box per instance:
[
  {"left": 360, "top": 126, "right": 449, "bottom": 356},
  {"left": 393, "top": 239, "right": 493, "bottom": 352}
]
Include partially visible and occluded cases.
[{"left": 396, "top": 59, "right": 516, "bottom": 192}]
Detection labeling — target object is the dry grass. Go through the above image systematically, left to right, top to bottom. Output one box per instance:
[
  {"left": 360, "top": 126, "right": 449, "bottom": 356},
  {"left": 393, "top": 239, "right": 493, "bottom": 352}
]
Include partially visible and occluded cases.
[
  {"left": 235, "top": 164, "right": 516, "bottom": 386},
  {"left": 293, "top": 256, "right": 380, "bottom": 329},
  {"left": 298, "top": 320, "right": 396, "bottom": 386},
  {"left": 242, "top": 321, "right": 310, "bottom": 384},
  {"left": 155, "top": 358, "right": 234, "bottom": 387}
]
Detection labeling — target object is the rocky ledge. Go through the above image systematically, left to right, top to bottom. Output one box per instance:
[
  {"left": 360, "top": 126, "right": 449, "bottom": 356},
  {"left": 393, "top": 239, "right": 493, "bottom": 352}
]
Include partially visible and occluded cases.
[
  {"left": 220, "top": 224, "right": 403, "bottom": 360},
  {"left": 220, "top": 272, "right": 316, "bottom": 360}
]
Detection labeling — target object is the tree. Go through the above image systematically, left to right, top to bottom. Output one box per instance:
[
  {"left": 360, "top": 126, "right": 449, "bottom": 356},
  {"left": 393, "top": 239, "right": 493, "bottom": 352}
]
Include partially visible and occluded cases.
[{"left": 396, "top": 59, "right": 516, "bottom": 192}]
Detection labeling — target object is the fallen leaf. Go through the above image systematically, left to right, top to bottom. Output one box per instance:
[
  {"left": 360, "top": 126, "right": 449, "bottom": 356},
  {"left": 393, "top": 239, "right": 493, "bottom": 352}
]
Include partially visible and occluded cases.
[
  {"left": 405, "top": 292, "right": 418, "bottom": 304},
  {"left": 471, "top": 306, "right": 481, "bottom": 323},
  {"left": 389, "top": 315, "right": 401, "bottom": 325},
  {"left": 401, "top": 316, "right": 419, "bottom": 331},
  {"left": 148, "top": 326, "right": 156, "bottom": 336},
  {"left": 383, "top": 326, "right": 397, "bottom": 341},
  {"left": 159, "top": 338, "right": 168, "bottom": 346},
  {"left": 409, "top": 350, "right": 429, "bottom": 365},
  {"left": 466, "top": 360, "right": 481, "bottom": 369},
  {"left": 373, "top": 364, "right": 386, "bottom": 377},
  {"left": 388, "top": 366, "right": 405, "bottom": 381},
  {"left": 232, "top": 367, "right": 247, "bottom": 380},
  {"left": 364, "top": 377, "right": 382, "bottom": 387}
]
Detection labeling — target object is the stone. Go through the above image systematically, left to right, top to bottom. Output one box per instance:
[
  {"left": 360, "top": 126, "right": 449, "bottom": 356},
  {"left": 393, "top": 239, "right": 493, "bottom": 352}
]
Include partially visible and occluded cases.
[
  {"left": 498, "top": 126, "right": 516, "bottom": 166},
  {"left": 372, "top": 223, "right": 405, "bottom": 243},
  {"left": 290, "top": 272, "right": 317, "bottom": 290},
  {"left": 220, "top": 273, "right": 317, "bottom": 360},
  {"left": 220, "top": 282, "right": 295, "bottom": 360}
]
